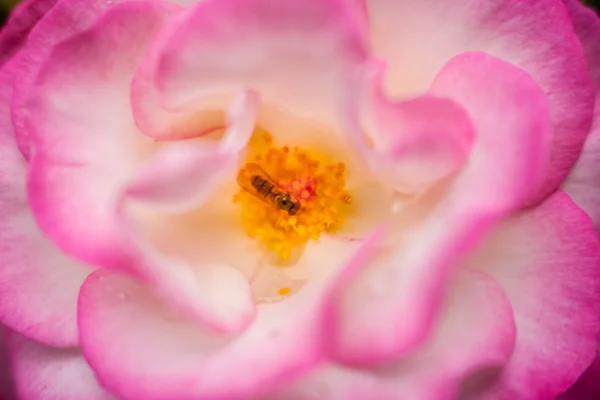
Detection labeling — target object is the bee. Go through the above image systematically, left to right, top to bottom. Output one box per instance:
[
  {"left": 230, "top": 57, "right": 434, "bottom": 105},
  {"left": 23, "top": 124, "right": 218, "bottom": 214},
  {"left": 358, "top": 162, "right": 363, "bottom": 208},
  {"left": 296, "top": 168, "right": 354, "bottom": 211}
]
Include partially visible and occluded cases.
[{"left": 237, "top": 163, "right": 301, "bottom": 216}]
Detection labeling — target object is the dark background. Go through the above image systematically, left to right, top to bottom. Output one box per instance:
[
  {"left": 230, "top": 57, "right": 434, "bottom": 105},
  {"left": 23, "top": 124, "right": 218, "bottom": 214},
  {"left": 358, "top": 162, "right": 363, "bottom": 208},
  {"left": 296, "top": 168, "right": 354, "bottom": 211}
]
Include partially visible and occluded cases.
[{"left": 0, "top": 0, "right": 599, "bottom": 40}]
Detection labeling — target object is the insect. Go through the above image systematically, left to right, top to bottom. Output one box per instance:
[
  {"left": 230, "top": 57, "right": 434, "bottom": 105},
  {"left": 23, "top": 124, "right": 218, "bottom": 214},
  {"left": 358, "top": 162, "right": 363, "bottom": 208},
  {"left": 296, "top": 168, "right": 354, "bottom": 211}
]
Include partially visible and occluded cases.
[{"left": 237, "top": 163, "right": 301, "bottom": 216}]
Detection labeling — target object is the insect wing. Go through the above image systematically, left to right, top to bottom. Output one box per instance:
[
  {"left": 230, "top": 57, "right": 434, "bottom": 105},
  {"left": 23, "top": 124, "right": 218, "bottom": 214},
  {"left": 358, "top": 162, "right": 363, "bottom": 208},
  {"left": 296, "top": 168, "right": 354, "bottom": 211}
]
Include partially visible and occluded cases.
[{"left": 237, "top": 163, "right": 278, "bottom": 202}]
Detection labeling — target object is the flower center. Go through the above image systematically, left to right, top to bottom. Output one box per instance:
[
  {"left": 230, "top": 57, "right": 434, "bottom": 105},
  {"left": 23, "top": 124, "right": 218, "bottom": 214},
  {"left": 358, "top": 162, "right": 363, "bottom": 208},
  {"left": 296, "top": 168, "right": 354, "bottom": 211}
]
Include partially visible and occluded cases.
[{"left": 233, "top": 129, "right": 352, "bottom": 261}]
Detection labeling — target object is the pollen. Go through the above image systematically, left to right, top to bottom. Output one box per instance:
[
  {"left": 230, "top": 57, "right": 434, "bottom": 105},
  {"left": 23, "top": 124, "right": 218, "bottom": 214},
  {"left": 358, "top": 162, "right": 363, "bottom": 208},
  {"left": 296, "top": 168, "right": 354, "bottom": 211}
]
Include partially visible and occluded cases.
[
  {"left": 234, "top": 130, "right": 352, "bottom": 262},
  {"left": 278, "top": 287, "right": 292, "bottom": 296}
]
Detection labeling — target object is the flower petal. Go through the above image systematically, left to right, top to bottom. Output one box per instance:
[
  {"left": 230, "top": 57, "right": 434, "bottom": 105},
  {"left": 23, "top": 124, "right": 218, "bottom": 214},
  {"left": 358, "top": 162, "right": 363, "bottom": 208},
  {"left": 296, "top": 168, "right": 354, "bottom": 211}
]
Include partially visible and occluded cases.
[
  {"left": 0, "top": 0, "right": 57, "bottom": 67},
  {"left": 11, "top": 0, "right": 139, "bottom": 159},
  {"left": 21, "top": 0, "right": 260, "bottom": 334},
  {"left": 21, "top": 0, "right": 181, "bottom": 259},
  {"left": 133, "top": 0, "right": 367, "bottom": 140},
  {"left": 364, "top": 0, "right": 594, "bottom": 203},
  {"left": 560, "top": 0, "right": 600, "bottom": 230},
  {"left": 327, "top": 52, "right": 549, "bottom": 364},
  {"left": 0, "top": 56, "right": 89, "bottom": 348},
  {"left": 347, "top": 59, "right": 475, "bottom": 194},
  {"left": 126, "top": 90, "right": 258, "bottom": 212},
  {"left": 465, "top": 190, "right": 600, "bottom": 399},
  {"left": 78, "top": 267, "right": 337, "bottom": 400},
  {"left": 266, "top": 268, "right": 516, "bottom": 400},
  {"left": 9, "top": 333, "right": 114, "bottom": 400},
  {"left": 559, "top": 356, "right": 600, "bottom": 400}
]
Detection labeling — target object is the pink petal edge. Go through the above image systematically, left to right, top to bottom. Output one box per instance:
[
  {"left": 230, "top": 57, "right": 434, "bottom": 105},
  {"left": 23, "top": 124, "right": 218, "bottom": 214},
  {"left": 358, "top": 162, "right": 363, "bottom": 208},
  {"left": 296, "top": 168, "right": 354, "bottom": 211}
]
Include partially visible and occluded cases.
[
  {"left": 10, "top": 0, "right": 137, "bottom": 159},
  {"left": 20, "top": 0, "right": 261, "bottom": 334},
  {"left": 133, "top": 0, "right": 368, "bottom": 140},
  {"left": 364, "top": 0, "right": 594, "bottom": 204},
  {"left": 561, "top": 0, "right": 600, "bottom": 231},
  {"left": 0, "top": 48, "right": 89, "bottom": 348},
  {"left": 327, "top": 51, "right": 550, "bottom": 365},
  {"left": 347, "top": 58, "right": 476, "bottom": 194},
  {"left": 469, "top": 190, "right": 600, "bottom": 399},
  {"left": 76, "top": 231, "right": 380, "bottom": 400},
  {"left": 269, "top": 268, "right": 515, "bottom": 400},
  {"left": 9, "top": 333, "right": 114, "bottom": 400}
]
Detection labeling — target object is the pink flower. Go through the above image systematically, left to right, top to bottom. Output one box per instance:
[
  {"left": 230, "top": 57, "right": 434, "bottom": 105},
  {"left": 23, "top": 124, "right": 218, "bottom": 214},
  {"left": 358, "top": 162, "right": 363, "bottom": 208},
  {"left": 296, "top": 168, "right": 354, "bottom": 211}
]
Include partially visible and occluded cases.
[{"left": 1, "top": 0, "right": 599, "bottom": 399}]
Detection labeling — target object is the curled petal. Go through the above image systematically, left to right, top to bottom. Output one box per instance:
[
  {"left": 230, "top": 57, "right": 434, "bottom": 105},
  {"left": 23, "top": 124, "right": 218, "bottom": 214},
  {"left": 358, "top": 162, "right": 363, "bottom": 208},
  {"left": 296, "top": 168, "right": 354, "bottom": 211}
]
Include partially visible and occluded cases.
[
  {"left": 11, "top": 0, "right": 139, "bottom": 159},
  {"left": 20, "top": 0, "right": 258, "bottom": 334},
  {"left": 133, "top": 0, "right": 367, "bottom": 140},
  {"left": 364, "top": 0, "right": 594, "bottom": 203},
  {"left": 561, "top": 0, "right": 600, "bottom": 230},
  {"left": 17, "top": 1, "right": 164, "bottom": 267},
  {"left": 328, "top": 52, "right": 549, "bottom": 364},
  {"left": 429, "top": 52, "right": 550, "bottom": 212},
  {"left": 0, "top": 58, "right": 88, "bottom": 348},
  {"left": 349, "top": 59, "right": 475, "bottom": 193},
  {"left": 117, "top": 89, "right": 259, "bottom": 335},
  {"left": 125, "top": 90, "right": 258, "bottom": 212},
  {"left": 466, "top": 191, "right": 600, "bottom": 399},
  {"left": 78, "top": 230, "right": 382, "bottom": 400},
  {"left": 79, "top": 269, "right": 333, "bottom": 400},
  {"left": 268, "top": 269, "right": 516, "bottom": 400},
  {"left": 9, "top": 333, "right": 114, "bottom": 400}
]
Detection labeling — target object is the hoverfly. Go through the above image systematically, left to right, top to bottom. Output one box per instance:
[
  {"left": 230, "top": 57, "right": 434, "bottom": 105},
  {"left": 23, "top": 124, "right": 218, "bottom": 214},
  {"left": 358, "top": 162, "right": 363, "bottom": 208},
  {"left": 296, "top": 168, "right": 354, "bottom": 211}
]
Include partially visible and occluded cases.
[{"left": 237, "top": 163, "right": 301, "bottom": 216}]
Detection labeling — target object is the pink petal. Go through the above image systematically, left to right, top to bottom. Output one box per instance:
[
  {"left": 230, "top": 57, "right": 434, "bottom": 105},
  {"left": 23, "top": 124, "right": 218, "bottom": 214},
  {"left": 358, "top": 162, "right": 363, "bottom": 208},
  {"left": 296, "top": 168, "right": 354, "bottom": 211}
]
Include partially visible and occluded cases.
[
  {"left": 0, "top": 0, "right": 57, "bottom": 67},
  {"left": 11, "top": 0, "right": 139, "bottom": 159},
  {"left": 20, "top": 0, "right": 260, "bottom": 334},
  {"left": 133, "top": 0, "right": 367, "bottom": 140},
  {"left": 364, "top": 0, "right": 594, "bottom": 203},
  {"left": 561, "top": 0, "right": 600, "bottom": 230},
  {"left": 22, "top": 1, "right": 176, "bottom": 268},
  {"left": 327, "top": 52, "right": 549, "bottom": 365},
  {"left": 0, "top": 57, "right": 89, "bottom": 348},
  {"left": 347, "top": 59, "right": 475, "bottom": 194},
  {"left": 126, "top": 90, "right": 258, "bottom": 212},
  {"left": 118, "top": 93, "right": 260, "bottom": 331},
  {"left": 467, "top": 190, "right": 600, "bottom": 399},
  {"left": 77, "top": 264, "right": 356, "bottom": 400},
  {"left": 267, "top": 269, "right": 516, "bottom": 400},
  {"left": 9, "top": 333, "right": 114, "bottom": 400},
  {"left": 559, "top": 356, "right": 600, "bottom": 400}
]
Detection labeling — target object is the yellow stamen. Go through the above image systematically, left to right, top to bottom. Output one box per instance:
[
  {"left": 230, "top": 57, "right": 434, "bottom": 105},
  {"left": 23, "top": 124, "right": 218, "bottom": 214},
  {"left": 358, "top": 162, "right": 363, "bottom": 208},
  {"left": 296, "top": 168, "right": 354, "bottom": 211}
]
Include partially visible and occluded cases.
[
  {"left": 235, "top": 129, "right": 352, "bottom": 262},
  {"left": 278, "top": 287, "right": 291, "bottom": 296}
]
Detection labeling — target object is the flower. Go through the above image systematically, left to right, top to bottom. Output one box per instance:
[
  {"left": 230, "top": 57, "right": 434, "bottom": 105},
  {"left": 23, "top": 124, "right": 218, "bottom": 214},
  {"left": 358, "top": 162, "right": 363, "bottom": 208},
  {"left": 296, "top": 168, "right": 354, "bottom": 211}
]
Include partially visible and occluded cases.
[{"left": 1, "top": 0, "right": 599, "bottom": 398}]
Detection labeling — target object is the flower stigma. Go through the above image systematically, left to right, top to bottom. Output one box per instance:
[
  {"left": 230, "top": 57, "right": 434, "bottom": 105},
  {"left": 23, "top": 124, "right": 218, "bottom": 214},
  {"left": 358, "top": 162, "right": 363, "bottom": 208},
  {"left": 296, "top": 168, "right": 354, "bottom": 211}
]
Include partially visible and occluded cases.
[{"left": 233, "top": 130, "right": 352, "bottom": 262}]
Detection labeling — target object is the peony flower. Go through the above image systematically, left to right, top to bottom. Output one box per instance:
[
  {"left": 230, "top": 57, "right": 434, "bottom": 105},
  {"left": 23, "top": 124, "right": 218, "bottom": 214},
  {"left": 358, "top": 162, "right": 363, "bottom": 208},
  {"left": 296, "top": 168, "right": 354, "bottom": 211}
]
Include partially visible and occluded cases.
[{"left": 1, "top": 0, "right": 599, "bottom": 398}]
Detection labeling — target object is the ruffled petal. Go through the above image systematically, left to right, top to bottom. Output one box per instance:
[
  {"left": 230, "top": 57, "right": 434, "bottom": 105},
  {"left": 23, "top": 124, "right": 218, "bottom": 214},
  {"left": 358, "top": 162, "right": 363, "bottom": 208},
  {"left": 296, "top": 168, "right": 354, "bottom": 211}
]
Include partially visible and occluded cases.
[
  {"left": 0, "top": 0, "right": 57, "bottom": 67},
  {"left": 11, "top": 0, "right": 141, "bottom": 159},
  {"left": 21, "top": 0, "right": 260, "bottom": 334},
  {"left": 21, "top": 0, "right": 174, "bottom": 269},
  {"left": 132, "top": 0, "right": 367, "bottom": 140},
  {"left": 364, "top": 0, "right": 594, "bottom": 203},
  {"left": 561, "top": 0, "right": 600, "bottom": 230},
  {"left": 327, "top": 52, "right": 549, "bottom": 365},
  {"left": 0, "top": 55, "right": 89, "bottom": 348},
  {"left": 347, "top": 59, "right": 475, "bottom": 194},
  {"left": 126, "top": 90, "right": 258, "bottom": 212},
  {"left": 465, "top": 190, "right": 600, "bottom": 399},
  {"left": 77, "top": 259, "right": 372, "bottom": 400},
  {"left": 265, "top": 269, "right": 516, "bottom": 400},
  {"left": 9, "top": 333, "right": 114, "bottom": 400}
]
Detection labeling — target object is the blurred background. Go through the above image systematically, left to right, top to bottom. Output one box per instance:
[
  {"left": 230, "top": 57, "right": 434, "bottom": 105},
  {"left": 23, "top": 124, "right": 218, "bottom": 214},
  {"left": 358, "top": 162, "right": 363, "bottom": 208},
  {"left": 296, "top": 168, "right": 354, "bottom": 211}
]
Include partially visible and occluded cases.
[{"left": 1, "top": 0, "right": 599, "bottom": 27}]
